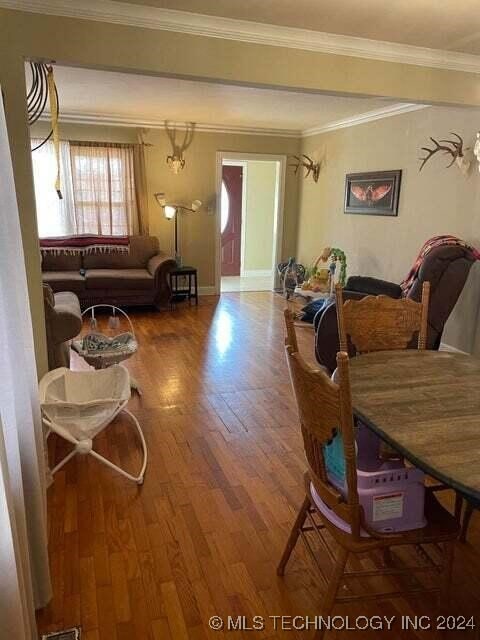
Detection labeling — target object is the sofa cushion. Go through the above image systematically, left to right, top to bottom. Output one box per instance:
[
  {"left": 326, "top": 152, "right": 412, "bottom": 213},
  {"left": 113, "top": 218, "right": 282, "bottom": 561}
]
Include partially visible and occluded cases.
[
  {"left": 83, "top": 236, "right": 160, "bottom": 270},
  {"left": 41, "top": 253, "right": 83, "bottom": 272},
  {"left": 85, "top": 268, "right": 155, "bottom": 290},
  {"left": 43, "top": 271, "right": 86, "bottom": 293}
]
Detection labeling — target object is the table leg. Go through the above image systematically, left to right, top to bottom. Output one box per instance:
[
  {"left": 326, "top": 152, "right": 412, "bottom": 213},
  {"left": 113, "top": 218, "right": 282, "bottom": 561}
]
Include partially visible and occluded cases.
[{"left": 194, "top": 271, "right": 198, "bottom": 305}]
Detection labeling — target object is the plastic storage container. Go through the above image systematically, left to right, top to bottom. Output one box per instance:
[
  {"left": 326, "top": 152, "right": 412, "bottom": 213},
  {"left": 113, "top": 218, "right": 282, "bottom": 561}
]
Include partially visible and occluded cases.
[{"left": 323, "top": 421, "right": 426, "bottom": 533}]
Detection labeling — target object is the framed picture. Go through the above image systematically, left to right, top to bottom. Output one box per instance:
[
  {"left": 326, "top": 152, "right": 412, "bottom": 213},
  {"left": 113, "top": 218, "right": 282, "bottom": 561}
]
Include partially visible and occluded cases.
[{"left": 344, "top": 170, "right": 401, "bottom": 216}]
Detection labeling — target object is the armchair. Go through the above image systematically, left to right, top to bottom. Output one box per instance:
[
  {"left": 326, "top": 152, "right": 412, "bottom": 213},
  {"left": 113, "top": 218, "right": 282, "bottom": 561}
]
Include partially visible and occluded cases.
[
  {"left": 315, "top": 242, "right": 477, "bottom": 372},
  {"left": 43, "top": 284, "right": 82, "bottom": 370}
]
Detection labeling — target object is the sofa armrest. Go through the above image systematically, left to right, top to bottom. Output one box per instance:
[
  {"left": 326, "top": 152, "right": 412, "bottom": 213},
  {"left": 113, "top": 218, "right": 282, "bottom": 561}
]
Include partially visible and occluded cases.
[
  {"left": 147, "top": 253, "right": 176, "bottom": 279},
  {"left": 147, "top": 253, "right": 176, "bottom": 306},
  {"left": 345, "top": 275, "right": 402, "bottom": 298},
  {"left": 45, "top": 294, "right": 82, "bottom": 345},
  {"left": 50, "top": 309, "right": 82, "bottom": 344}
]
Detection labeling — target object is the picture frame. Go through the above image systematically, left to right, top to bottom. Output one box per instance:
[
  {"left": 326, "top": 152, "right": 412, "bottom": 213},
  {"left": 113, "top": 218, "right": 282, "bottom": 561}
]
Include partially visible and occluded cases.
[{"left": 344, "top": 170, "right": 402, "bottom": 216}]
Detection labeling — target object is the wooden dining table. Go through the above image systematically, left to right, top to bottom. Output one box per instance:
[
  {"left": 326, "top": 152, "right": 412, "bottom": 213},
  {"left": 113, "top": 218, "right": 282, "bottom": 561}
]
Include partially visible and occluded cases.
[{"left": 349, "top": 349, "right": 480, "bottom": 503}]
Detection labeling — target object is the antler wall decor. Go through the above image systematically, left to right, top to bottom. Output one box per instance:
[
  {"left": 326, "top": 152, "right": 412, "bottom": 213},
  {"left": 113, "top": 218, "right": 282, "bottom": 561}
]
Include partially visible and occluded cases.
[
  {"left": 165, "top": 121, "right": 195, "bottom": 174},
  {"left": 419, "top": 132, "right": 471, "bottom": 175},
  {"left": 289, "top": 154, "right": 321, "bottom": 182}
]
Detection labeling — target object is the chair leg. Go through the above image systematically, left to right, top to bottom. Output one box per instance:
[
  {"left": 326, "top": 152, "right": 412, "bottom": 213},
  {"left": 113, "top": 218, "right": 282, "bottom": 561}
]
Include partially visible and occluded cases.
[
  {"left": 454, "top": 492, "right": 463, "bottom": 523},
  {"left": 277, "top": 495, "right": 310, "bottom": 576},
  {"left": 460, "top": 501, "right": 474, "bottom": 543},
  {"left": 435, "top": 540, "right": 455, "bottom": 640},
  {"left": 440, "top": 541, "right": 455, "bottom": 612},
  {"left": 313, "top": 547, "right": 349, "bottom": 640},
  {"left": 382, "top": 547, "right": 394, "bottom": 567}
]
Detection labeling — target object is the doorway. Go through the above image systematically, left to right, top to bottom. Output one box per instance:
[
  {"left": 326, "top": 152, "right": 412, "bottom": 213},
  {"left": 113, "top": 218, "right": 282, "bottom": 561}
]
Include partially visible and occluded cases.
[{"left": 216, "top": 153, "right": 286, "bottom": 294}]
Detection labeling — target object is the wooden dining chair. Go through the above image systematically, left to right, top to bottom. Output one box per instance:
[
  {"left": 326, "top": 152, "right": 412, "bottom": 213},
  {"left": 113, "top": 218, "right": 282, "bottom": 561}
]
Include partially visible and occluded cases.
[
  {"left": 335, "top": 280, "right": 430, "bottom": 463},
  {"left": 336, "top": 280, "right": 430, "bottom": 355},
  {"left": 335, "top": 282, "right": 473, "bottom": 537},
  {"left": 278, "top": 310, "right": 459, "bottom": 640}
]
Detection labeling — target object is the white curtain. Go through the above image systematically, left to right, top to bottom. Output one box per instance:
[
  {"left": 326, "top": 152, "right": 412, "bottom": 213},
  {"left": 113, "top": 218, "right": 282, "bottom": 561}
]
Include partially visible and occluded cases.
[
  {"left": 0, "top": 95, "right": 51, "bottom": 639},
  {"left": 31, "top": 138, "right": 76, "bottom": 237},
  {"left": 70, "top": 142, "right": 139, "bottom": 235}
]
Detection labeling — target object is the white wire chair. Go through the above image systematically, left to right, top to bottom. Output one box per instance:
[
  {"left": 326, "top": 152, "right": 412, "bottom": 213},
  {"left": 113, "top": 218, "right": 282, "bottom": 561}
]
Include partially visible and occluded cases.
[{"left": 39, "top": 365, "right": 147, "bottom": 484}]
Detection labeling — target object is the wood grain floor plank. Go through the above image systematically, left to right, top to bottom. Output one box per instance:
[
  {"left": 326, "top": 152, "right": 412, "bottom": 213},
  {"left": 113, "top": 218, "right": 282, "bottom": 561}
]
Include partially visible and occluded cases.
[{"left": 37, "top": 293, "right": 480, "bottom": 639}]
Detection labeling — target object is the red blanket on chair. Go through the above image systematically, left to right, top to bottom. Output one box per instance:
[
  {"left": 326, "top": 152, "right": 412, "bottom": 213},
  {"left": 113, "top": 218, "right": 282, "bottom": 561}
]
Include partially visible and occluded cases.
[
  {"left": 40, "top": 234, "right": 130, "bottom": 256},
  {"left": 400, "top": 235, "right": 480, "bottom": 296}
]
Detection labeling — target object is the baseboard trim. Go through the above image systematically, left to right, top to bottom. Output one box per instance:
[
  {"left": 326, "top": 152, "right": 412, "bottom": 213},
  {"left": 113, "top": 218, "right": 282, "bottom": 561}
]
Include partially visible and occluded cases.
[
  {"left": 240, "top": 269, "right": 273, "bottom": 277},
  {"left": 198, "top": 286, "right": 217, "bottom": 296},
  {"left": 439, "top": 342, "right": 469, "bottom": 355}
]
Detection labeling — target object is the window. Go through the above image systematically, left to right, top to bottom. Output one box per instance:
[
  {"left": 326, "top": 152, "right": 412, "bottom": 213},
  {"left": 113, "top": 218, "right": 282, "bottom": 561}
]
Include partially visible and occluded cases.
[
  {"left": 31, "top": 139, "right": 76, "bottom": 237},
  {"left": 31, "top": 140, "right": 139, "bottom": 237},
  {"left": 70, "top": 143, "right": 138, "bottom": 236},
  {"left": 221, "top": 180, "right": 230, "bottom": 234}
]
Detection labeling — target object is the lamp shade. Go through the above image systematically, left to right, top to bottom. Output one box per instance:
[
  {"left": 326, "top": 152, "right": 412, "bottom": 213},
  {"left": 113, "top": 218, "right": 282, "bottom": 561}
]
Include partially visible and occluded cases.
[{"left": 164, "top": 205, "right": 176, "bottom": 220}]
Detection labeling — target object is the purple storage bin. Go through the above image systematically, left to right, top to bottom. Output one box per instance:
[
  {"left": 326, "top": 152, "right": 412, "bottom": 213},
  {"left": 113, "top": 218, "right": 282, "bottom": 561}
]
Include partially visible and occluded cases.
[
  {"left": 324, "top": 421, "right": 427, "bottom": 533},
  {"left": 356, "top": 465, "right": 426, "bottom": 532}
]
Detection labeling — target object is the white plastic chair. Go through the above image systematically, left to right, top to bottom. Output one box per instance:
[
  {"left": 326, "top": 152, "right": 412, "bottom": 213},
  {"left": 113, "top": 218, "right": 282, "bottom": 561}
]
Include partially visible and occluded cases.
[{"left": 39, "top": 365, "right": 147, "bottom": 484}]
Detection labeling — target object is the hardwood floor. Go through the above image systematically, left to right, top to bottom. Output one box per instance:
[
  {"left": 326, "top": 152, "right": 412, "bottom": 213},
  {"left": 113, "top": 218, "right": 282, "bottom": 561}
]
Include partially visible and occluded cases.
[{"left": 37, "top": 292, "right": 480, "bottom": 639}]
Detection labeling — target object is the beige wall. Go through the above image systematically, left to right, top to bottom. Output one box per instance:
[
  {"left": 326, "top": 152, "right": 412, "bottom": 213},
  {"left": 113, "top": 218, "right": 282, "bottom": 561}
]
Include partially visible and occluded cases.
[
  {"left": 4, "top": 6, "right": 480, "bottom": 374},
  {"left": 296, "top": 105, "right": 480, "bottom": 353},
  {"left": 32, "top": 121, "right": 299, "bottom": 288},
  {"left": 144, "top": 129, "right": 299, "bottom": 287},
  {"left": 243, "top": 160, "right": 277, "bottom": 272}
]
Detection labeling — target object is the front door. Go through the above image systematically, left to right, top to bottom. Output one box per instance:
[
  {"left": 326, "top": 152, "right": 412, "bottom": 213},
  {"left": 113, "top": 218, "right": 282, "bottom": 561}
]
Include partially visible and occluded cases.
[{"left": 221, "top": 165, "right": 243, "bottom": 276}]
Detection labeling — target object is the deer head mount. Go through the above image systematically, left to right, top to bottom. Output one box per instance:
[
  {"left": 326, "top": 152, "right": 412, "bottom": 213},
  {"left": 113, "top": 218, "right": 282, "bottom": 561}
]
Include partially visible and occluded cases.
[
  {"left": 165, "top": 121, "right": 195, "bottom": 174},
  {"left": 419, "top": 132, "right": 471, "bottom": 175},
  {"left": 289, "top": 154, "right": 321, "bottom": 182}
]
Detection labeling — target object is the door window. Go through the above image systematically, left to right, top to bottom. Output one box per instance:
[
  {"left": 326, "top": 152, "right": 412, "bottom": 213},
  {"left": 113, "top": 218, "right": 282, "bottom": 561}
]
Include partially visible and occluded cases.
[{"left": 221, "top": 180, "right": 230, "bottom": 234}]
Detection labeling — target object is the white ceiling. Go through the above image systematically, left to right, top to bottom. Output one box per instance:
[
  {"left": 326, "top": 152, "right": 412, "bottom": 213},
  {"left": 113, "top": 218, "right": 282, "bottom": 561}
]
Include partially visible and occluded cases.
[
  {"left": 117, "top": 0, "right": 480, "bottom": 55},
  {"left": 49, "top": 66, "right": 404, "bottom": 135}
]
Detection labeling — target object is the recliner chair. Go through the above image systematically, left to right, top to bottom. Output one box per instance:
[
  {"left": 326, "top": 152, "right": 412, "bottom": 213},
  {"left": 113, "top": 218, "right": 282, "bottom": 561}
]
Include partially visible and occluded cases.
[{"left": 314, "top": 243, "right": 477, "bottom": 373}]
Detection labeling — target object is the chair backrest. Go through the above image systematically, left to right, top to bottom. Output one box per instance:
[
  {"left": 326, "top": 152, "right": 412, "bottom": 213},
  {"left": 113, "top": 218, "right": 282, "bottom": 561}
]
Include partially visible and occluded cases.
[
  {"left": 336, "top": 281, "right": 430, "bottom": 355},
  {"left": 284, "top": 310, "right": 362, "bottom": 538}
]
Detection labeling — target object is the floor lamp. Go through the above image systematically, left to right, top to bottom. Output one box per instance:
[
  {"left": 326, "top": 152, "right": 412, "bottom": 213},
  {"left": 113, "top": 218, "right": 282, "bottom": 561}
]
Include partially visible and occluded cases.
[{"left": 154, "top": 193, "right": 201, "bottom": 267}]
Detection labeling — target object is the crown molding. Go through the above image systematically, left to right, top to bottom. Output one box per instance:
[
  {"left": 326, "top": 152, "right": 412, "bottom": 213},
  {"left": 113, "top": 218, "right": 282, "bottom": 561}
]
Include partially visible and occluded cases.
[
  {"left": 3, "top": 0, "right": 480, "bottom": 74},
  {"left": 39, "top": 102, "right": 430, "bottom": 138},
  {"left": 302, "top": 103, "right": 429, "bottom": 137},
  {"left": 40, "top": 111, "right": 301, "bottom": 138}
]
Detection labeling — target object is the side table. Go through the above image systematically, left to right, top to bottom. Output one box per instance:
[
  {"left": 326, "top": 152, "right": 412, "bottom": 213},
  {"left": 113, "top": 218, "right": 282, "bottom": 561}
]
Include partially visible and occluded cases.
[{"left": 169, "top": 266, "right": 198, "bottom": 308}]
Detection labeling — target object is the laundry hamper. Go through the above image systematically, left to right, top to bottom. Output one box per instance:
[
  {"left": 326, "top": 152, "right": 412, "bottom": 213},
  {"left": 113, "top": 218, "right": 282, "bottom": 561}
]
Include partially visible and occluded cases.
[{"left": 40, "top": 365, "right": 147, "bottom": 484}]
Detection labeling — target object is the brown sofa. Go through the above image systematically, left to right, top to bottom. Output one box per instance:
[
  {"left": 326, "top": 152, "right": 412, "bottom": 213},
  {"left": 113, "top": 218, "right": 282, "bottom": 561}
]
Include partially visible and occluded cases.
[{"left": 42, "top": 235, "right": 175, "bottom": 308}]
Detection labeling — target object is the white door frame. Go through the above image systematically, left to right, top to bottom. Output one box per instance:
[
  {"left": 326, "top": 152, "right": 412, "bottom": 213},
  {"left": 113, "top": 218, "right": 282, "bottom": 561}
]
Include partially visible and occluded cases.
[{"left": 215, "top": 151, "right": 286, "bottom": 295}]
